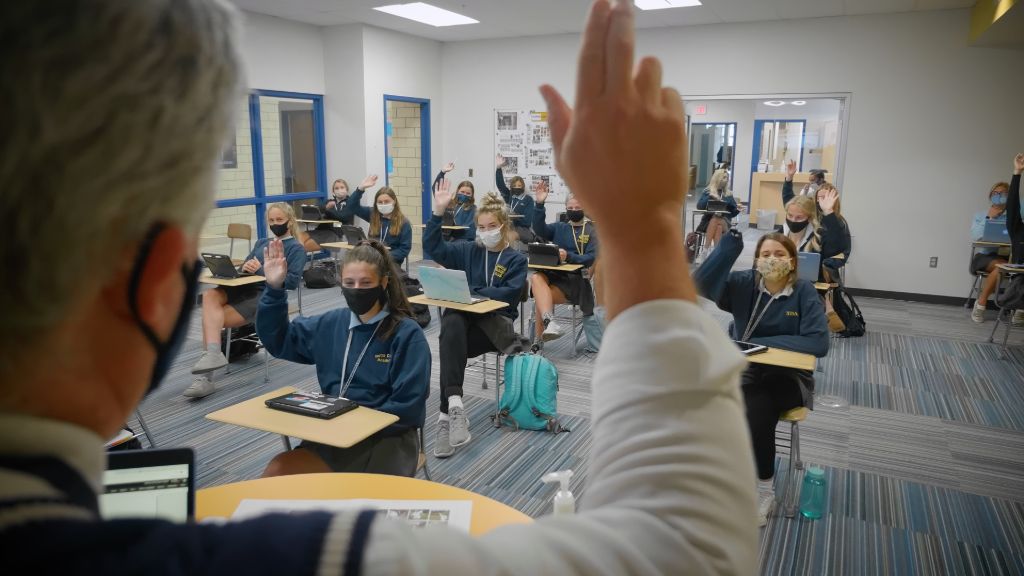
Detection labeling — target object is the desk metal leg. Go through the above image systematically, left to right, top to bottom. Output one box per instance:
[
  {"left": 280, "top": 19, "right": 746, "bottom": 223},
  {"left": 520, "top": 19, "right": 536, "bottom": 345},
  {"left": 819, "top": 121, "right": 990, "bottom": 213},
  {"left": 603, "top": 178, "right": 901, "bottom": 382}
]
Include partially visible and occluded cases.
[
  {"left": 988, "top": 274, "right": 1003, "bottom": 343},
  {"left": 135, "top": 409, "right": 157, "bottom": 449},
  {"left": 281, "top": 435, "right": 291, "bottom": 451}
]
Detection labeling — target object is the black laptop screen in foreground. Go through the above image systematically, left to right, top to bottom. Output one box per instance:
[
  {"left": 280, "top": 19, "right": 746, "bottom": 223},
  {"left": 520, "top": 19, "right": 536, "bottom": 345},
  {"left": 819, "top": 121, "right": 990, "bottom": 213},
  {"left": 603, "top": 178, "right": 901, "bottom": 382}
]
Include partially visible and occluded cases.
[{"left": 100, "top": 448, "right": 194, "bottom": 522}]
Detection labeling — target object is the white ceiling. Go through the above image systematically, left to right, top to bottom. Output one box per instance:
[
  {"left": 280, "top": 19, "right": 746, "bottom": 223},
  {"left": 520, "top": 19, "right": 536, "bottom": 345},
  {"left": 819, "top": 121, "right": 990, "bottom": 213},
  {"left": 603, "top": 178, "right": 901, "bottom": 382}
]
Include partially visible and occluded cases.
[{"left": 229, "top": 0, "right": 976, "bottom": 42}]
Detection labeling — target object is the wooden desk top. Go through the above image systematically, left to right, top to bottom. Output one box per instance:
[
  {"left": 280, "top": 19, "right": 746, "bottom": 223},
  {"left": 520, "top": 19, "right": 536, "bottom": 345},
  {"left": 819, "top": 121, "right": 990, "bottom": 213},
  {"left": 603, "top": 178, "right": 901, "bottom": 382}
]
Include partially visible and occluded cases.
[
  {"left": 298, "top": 219, "right": 336, "bottom": 225},
  {"left": 412, "top": 225, "right": 469, "bottom": 230},
  {"left": 319, "top": 241, "right": 354, "bottom": 251},
  {"left": 973, "top": 241, "right": 1012, "bottom": 248},
  {"left": 529, "top": 263, "right": 584, "bottom": 272},
  {"left": 996, "top": 263, "right": 1024, "bottom": 274},
  {"left": 199, "top": 271, "right": 266, "bottom": 287},
  {"left": 814, "top": 282, "right": 838, "bottom": 292},
  {"left": 408, "top": 294, "right": 509, "bottom": 314},
  {"left": 748, "top": 347, "right": 816, "bottom": 371},
  {"left": 206, "top": 386, "right": 398, "bottom": 449},
  {"left": 196, "top": 473, "right": 532, "bottom": 535}
]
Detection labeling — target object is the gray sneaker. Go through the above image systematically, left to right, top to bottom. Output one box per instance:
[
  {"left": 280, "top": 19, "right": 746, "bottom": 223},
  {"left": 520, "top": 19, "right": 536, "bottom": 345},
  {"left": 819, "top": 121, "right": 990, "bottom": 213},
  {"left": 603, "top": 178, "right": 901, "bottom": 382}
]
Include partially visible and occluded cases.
[
  {"left": 971, "top": 304, "right": 986, "bottom": 324},
  {"left": 542, "top": 320, "right": 565, "bottom": 342},
  {"left": 192, "top": 350, "right": 228, "bottom": 374},
  {"left": 183, "top": 375, "right": 215, "bottom": 398},
  {"left": 448, "top": 406, "right": 471, "bottom": 447},
  {"left": 433, "top": 420, "right": 455, "bottom": 458}
]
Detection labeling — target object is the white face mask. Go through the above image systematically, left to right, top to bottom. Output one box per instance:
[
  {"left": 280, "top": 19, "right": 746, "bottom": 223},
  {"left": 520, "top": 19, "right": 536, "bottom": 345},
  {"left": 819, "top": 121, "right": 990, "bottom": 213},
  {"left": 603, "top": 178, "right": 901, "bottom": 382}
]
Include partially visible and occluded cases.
[
  {"left": 377, "top": 202, "right": 394, "bottom": 216},
  {"left": 477, "top": 227, "right": 503, "bottom": 249}
]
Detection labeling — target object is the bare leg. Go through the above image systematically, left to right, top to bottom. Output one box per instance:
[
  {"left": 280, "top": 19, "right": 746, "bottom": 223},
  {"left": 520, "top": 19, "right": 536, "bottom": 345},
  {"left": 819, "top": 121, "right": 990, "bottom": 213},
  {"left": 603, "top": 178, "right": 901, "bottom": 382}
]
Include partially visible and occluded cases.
[
  {"left": 978, "top": 259, "right": 1007, "bottom": 306},
  {"left": 532, "top": 273, "right": 554, "bottom": 340},
  {"left": 201, "top": 289, "right": 248, "bottom": 346},
  {"left": 262, "top": 448, "right": 332, "bottom": 477}
]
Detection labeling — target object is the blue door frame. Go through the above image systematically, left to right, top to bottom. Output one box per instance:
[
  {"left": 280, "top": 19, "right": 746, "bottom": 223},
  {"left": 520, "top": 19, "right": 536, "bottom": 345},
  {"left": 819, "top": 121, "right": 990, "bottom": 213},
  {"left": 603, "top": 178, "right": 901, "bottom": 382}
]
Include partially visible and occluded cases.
[
  {"left": 215, "top": 89, "right": 328, "bottom": 239},
  {"left": 383, "top": 94, "right": 432, "bottom": 225},
  {"left": 749, "top": 119, "right": 805, "bottom": 197}
]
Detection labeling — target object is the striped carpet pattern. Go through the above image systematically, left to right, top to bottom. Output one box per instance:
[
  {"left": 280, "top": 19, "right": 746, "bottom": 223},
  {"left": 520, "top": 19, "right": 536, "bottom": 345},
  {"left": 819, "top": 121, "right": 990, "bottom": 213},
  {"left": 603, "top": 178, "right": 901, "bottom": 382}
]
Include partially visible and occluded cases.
[{"left": 132, "top": 218, "right": 1024, "bottom": 575}]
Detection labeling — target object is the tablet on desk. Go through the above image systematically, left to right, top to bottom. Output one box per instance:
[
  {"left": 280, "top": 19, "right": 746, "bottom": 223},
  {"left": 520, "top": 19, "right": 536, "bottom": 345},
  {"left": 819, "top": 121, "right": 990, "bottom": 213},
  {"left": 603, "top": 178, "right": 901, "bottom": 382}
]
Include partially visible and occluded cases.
[
  {"left": 734, "top": 340, "right": 768, "bottom": 356},
  {"left": 265, "top": 392, "right": 358, "bottom": 420}
]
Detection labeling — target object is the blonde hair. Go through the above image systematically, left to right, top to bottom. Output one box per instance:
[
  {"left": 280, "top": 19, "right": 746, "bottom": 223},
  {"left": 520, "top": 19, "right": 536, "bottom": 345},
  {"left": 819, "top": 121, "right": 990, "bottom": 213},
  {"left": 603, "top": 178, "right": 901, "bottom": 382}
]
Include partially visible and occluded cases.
[
  {"left": 0, "top": 0, "right": 243, "bottom": 373},
  {"left": 706, "top": 169, "right": 732, "bottom": 198},
  {"left": 331, "top": 178, "right": 349, "bottom": 196},
  {"left": 369, "top": 187, "right": 406, "bottom": 237},
  {"left": 476, "top": 192, "right": 512, "bottom": 247},
  {"left": 786, "top": 195, "right": 821, "bottom": 252},
  {"left": 266, "top": 202, "right": 300, "bottom": 239}
]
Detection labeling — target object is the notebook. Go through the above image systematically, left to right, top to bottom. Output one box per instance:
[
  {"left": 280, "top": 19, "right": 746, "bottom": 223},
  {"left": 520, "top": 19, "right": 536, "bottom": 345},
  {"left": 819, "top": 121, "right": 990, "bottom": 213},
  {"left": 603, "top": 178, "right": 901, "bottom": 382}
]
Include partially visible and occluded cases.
[
  {"left": 301, "top": 204, "right": 324, "bottom": 220},
  {"left": 340, "top": 225, "right": 368, "bottom": 244},
  {"left": 528, "top": 243, "right": 561, "bottom": 267},
  {"left": 797, "top": 252, "right": 821, "bottom": 283},
  {"left": 418, "top": 266, "right": 487, "bottom": 305},
  {"left": 101, "top": 448, "right": 194, "bottom": 522}
]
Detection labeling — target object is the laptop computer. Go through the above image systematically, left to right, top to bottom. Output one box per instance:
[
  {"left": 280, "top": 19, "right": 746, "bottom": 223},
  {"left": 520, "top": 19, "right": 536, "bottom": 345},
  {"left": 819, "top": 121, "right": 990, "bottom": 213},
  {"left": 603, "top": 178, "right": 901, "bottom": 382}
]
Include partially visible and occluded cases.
[
  {"left": 705, "top": 200, "right": 729, "bottom": 213},
  {"left": 301, "top": 204, "right": 324, "bottom": 220},
  {"left": 981, "top": 220, "right": 1009, "bottom": 243},
  {"left": 340, "top": 225, "right": 368, "bottom": 244},
  {"left": 528, "top": 243, "right": 561, "bottom": 267},
  {"left": 796, "top": 252, "right": 821, "bottom": 283},
  {"left": 201, "top": 253, "right": 253, "bottom": 279},
  {"left": 418, "top": 266, "right": 488, "bottom": 304},
  {"left": 265, "top": 391, "right": 358, "bottom": 420},
  {"left": 101, "top": 448, "right": 194, "bottom": 522}
]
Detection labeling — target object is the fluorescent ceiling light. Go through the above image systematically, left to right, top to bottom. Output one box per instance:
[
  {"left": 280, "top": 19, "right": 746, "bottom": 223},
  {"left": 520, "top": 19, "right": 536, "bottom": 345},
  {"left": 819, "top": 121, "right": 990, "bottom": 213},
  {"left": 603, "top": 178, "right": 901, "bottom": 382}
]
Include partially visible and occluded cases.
[
  {"left": 635, "top": 0, "right": 702, "bottom": 10},
  {"left": 373, "top": 2, "right": 479, "bottom": 26},
  {"left": 764, "top": 100, "right": 786, "bottom": 107},
  {"left": 790, "top": 100, "right": 807, "bottom": 106}
]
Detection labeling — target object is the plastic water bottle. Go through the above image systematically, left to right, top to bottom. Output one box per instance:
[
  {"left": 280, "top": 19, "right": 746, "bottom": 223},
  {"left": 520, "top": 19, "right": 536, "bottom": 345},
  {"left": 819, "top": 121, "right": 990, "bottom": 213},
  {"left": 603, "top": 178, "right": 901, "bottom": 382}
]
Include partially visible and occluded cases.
[{"left": 798, "top": 466, "right": 827, "bottom": 520}]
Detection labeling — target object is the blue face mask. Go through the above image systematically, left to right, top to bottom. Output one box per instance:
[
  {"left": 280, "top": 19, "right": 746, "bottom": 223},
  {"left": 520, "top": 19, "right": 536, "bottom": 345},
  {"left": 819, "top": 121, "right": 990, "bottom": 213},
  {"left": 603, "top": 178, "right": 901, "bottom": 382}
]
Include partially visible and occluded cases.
[
  {"left": 457, "top": 193, "right": 472, "bottom": 204},
  {"left": 992, "top": 193, "right": 1007, "bottom": 206},
  {"left": 127, "top": 224, "right": 200, "bottom": 394}
]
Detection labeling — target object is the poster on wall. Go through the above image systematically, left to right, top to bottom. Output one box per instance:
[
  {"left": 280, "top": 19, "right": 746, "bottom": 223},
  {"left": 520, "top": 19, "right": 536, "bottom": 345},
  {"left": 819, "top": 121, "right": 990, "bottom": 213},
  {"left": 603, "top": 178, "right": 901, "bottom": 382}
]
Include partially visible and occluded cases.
[{"left": 494, "top": 109, "right": 569, "bottom": 210}]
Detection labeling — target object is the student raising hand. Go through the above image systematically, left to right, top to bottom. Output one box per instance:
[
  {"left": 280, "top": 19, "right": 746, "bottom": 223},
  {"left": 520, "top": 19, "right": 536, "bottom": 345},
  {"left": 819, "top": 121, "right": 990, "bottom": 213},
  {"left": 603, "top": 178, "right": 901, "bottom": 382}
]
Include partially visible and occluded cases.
[
  {"left": 495, "top": 153, "right": 506, "bottom": 168},
  {"left": 1014, "top": 153, "right": 1024, "bottom": 175},
  {"left": 785, "top": 159, "right": 797, "bottom": 180},
  {"left": 360, "top": 174, "right": 378, "bottom": 190},
  {"left": 432, "top": 176, "right": 453, "bottom": 216},
  {"left": 535, "top": 179, "right": 550, "bottom": 204},
  {"left": 818, "top": 187, "right": 839, "bottom": 215},
  {"left": 262, "top": 238, "right": 288, "bottom": 289}
]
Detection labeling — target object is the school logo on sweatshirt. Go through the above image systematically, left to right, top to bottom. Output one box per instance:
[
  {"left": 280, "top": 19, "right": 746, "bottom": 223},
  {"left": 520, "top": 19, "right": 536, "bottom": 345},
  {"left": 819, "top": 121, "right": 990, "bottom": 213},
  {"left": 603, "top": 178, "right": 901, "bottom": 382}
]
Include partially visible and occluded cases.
[
  {"left": 578, "top": 234, "right": 590, "bottom": 244},
  {"left": 494, "top": 264, "right": 507, "bottom": 278},
  {"left": 786, "top": 311, "right": 799, "bottom": 317},
  {"left": 375, "top": 353, "right": 391, "bottom": 363}
]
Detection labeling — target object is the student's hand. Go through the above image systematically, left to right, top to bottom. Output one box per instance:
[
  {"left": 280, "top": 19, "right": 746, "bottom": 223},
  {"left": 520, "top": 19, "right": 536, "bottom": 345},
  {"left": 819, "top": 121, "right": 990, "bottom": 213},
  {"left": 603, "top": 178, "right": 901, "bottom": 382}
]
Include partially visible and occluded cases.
[
  {"left": 495, "top": 153, "right": 506, "bottom": 168},
  {"left": 1014, "top": 153, "right": 1024, "bottom": 175},
  {"left": 785, "top": 159, "right": 797, "bottom": 181},
  {"left": 442, "top": 161, "right": 455, "bottom": 173},
  {"left": 360, "top": 174, "right": 378, "bottom": 190},
  {"left": 432, "top": 177, "right": 452, "bottom": 216},
  {"left": 535, "top": 180, "right": 550, "bottom": 203},
  {"left": 818, "top": 187, "right": 839, "bottom": 215},
  {"left": 325, "top": 200, "right": 337, "bottom": 210},
  {"left": 262, "top": 239, "right": 287, "bottom": 289},
  {"left": 559, "top": 248, "right": 568, "bottom": 263},
  {"left": 241, "top": 259, "right": 261, "bottom": 274}
]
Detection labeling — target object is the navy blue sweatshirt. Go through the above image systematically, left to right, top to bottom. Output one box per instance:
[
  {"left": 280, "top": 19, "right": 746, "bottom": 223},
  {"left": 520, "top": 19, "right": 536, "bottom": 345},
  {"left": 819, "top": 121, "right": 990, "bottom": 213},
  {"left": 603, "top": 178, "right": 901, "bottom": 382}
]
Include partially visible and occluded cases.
[
  {"left": 495, "top": 167, "right": 535, "bottom": 222},
  {"left": 432, "top": 170, "right": 477, "bottom": 241},
  {"left": 1007, "top": 174, "right": 1023, "bottom": 264},
  {"left": 348, "top": 187, "right": 413, "bottom": 265},
  {"left": 696, "top": 190, "right": 740, "bottom": 219},
  {"left": 322, "top": 195, "right": 354, "bottom": 225},
  {"left": 532, "top": 204, "right": 598, "bottom": 267},
  {"left": 423, "top": 214, "right": 527, "bottom": 319},
  {"left": 695, "top": 231, "right": 829, "bottom": 357},
  {"left": 244, "top": 236, "right": 306, "bottom": 291},
  {"left": 257, "top": 287, "right": 430, "bottom": 429}
]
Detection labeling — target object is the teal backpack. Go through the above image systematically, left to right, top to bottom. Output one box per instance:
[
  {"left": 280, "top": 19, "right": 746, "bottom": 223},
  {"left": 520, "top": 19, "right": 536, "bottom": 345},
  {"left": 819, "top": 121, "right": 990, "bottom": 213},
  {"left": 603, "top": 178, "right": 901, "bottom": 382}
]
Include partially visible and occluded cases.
[{"left": 495, "top": 354, "right": 570, "bottom": 434}]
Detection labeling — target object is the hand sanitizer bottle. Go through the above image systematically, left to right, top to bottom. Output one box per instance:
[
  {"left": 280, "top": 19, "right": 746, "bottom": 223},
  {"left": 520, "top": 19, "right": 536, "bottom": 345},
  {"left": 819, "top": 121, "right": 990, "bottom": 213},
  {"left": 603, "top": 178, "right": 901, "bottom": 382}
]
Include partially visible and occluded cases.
[{"left": 541, "top": 470, "right": 575, "bottom": 516}]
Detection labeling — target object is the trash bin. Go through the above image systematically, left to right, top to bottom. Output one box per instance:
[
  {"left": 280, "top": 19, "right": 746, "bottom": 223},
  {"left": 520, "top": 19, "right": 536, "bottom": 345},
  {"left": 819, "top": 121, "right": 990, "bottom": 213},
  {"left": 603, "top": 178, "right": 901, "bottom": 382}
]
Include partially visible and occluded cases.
[{"left": 757, "top": 209, "right": 777, "bottom": 231}]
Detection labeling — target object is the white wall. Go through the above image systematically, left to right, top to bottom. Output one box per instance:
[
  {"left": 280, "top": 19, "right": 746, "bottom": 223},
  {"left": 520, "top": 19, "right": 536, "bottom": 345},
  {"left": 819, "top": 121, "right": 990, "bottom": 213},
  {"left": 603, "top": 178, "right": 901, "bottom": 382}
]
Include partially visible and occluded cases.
[
  {"left": 441, "top": 9, "right": 1024, "bottom": 298},
  {"left": 239, "top": 12, "right": 325, "bottom": 94},
  {"left": 322, "top": 25, "right": 367, "bottom": 187}
]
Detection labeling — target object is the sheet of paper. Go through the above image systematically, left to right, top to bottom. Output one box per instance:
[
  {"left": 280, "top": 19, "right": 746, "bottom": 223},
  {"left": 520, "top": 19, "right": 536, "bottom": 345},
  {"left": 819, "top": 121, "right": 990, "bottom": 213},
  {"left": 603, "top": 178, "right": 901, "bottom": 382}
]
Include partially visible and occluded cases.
[{"left": 232, "top": 498, "right": 474, "bottom": 532}]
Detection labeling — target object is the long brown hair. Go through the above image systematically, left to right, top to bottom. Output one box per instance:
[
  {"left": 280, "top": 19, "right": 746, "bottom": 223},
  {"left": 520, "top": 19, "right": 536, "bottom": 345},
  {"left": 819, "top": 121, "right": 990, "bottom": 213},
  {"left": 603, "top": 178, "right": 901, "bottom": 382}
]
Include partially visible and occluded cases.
[
  {"left": 508, "top": 175, "right": 526, "bottom": 190},
  {"left": 448, "top": 180, "right": 476, "bottom": 209},
  {"left": 816, "top": 183, "right": 847, "bottom": 224},
  {"left": 369, "top": 187, "right": 406, "bottom": 238},
  {"left": 754, "top": 232, "right": 799, "bottom": 286},
  {"left": 341, "top": 240, "right": 412, "bottom": 341}
]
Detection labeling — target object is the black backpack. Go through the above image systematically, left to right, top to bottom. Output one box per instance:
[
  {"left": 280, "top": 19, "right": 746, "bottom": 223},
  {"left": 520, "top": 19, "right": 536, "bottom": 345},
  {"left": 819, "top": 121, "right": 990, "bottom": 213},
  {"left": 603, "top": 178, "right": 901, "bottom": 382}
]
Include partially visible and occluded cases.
[
  {"left": 303, "top": 260, "right": 338, "bottom": 289},
  {"left": 402, "top": 275, "right": 431, "bottom": 328},
  {"left": 831, "top": 286, "right": 866, "bottom": 338},
  {"left": 220, "top": 322, "right": 262, "bottom": 361}
]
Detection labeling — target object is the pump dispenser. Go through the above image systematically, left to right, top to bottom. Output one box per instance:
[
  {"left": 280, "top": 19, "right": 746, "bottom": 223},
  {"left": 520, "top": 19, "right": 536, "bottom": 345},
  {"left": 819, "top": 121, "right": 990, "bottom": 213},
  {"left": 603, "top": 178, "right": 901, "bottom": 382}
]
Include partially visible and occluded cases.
[{"left": 541, "top": 470, "right": 575, "bottom": 516}]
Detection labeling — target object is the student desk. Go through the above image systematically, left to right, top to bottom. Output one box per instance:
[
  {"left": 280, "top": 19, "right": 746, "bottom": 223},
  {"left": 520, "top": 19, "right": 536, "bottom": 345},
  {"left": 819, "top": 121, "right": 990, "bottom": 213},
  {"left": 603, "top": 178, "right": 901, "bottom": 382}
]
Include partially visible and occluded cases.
[
  {"left": 298, "top": 219, "right": 337, "bottom": 227},
  {"left": 412, "top": 224, "right": 469, "bottom": 230},
  {"left": 320, "top": 241, "right": 355, "bottom": 251},
  {"left": 972, "top": 241, "right": 1012, "bottom": 248},
  {"left": 529, "top": 263, "right": 584, "bottom": 273},
  {"left": 988, "top": 263, "right": 1023, "bottom": 354},
  {"left": 199, "top": 271, "right": 266, "bottom": 287},
  {"left": 408, "top": 294, "right": 508, "bottom": 314},
  {"left": 748, "top": 347, "right": 816, "bottom": 371},
  {"left": 206, "top": 386, "right": 398, "bottom": 451},
  {"left": 196, "top": 473, "right": 532, "bottom": 535}
]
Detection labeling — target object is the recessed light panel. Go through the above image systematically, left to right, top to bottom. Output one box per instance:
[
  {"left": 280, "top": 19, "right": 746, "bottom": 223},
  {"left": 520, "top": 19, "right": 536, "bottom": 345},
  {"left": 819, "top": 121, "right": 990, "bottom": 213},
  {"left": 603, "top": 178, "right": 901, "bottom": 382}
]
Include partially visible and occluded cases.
[
  {"left": 635, "top": 0, "right": 702, "bottom": 10},
  {"left": 373, "top": 2, "right": 479, "bottom": 27},
  {"left": 764, "top": 100, "right": 786, "bottom": 107}
]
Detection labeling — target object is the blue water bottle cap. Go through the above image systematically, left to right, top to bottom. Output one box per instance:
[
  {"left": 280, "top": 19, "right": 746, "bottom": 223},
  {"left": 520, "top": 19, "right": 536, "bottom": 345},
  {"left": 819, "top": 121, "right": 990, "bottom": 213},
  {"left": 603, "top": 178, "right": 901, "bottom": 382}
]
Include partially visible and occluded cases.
[{"left": 806, "top": 466, "right": 825, "bottom": 479}]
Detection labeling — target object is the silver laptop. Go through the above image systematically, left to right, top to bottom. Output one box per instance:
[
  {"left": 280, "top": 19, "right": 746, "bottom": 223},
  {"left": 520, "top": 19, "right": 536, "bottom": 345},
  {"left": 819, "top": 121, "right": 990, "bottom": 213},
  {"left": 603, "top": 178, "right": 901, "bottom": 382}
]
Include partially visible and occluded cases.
[
  {"left": 981, "top": 220, "right": 1009, "bottom": 243},
  {"left": 797, "top": 252, "right": 820, "bottom": 283},
  {"left": 418, "top": 266, "right": 487, "bottom": 305},
  {"left": 101, "top": 448, "right": 194, "bottom": 522}
]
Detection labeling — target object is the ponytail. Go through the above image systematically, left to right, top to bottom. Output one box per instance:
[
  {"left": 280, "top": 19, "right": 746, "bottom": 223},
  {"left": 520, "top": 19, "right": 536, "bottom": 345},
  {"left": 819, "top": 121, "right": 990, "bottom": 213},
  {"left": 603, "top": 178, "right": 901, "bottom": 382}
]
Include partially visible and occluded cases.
[{"left": 341, "top": 240, "right": 412, "bottom": 340}]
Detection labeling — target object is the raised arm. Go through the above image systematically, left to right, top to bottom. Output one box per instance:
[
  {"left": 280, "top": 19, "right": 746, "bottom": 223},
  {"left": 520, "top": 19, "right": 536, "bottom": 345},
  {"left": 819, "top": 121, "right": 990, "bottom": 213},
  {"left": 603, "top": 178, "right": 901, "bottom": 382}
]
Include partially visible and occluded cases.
[
  {"left": 495, "top": 154, "right": 511, "bottom": 201},
  {"left": 1008, "top": 154, "right": 1023, "bottom": 239},
  {"left": 782, "top": 159, "right": 797, "bottom": 205},
  {"left": 348, "top": 175, "right": 378, "bottom": 221},
  {"left": 425, "top": 177, "right": 461, "bottom": 268},
  {"left": 531, "top": 181, "right": 556, "bottom": 240},
  {"left": 694, "top": 228, "right": 743, "bottom": 303},
  {"left": 255, "top": 239, "right": 319, "bottom": 362}
]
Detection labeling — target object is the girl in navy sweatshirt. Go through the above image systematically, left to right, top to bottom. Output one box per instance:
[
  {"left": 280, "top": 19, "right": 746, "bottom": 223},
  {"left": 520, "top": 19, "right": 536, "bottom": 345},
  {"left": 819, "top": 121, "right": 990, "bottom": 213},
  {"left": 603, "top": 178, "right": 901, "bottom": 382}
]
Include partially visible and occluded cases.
[
  {"left": 495, "top": 153, "right": 536, "bottom": 244},
  {"left": 782, "top": 159, "right": 851, "bottom": 280},
  {"left": 432, "top": 161, "right": 477, "bottom": 242},
  {"left": 348, "top": 175, "right": 413, "bottom": 266},
  {"left": 424, "top": 181, "right": 529, "bottom": 459},
  {"left": 530, "top": 181, "right": 599, "bottom": 347},
  {"left": 695, "top": 231, "right": 829, "bottom": 527},
  {"left": 256, "top": 239, "right": 430, "bottom": 477}
]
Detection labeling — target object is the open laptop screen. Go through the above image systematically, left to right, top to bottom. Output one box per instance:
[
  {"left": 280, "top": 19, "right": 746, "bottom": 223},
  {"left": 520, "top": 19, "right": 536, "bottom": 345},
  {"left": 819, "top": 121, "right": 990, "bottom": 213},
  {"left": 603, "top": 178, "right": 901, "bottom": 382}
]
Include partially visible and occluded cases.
[{"left": 100, "top": 448, "right": 194, "bottom": 522}]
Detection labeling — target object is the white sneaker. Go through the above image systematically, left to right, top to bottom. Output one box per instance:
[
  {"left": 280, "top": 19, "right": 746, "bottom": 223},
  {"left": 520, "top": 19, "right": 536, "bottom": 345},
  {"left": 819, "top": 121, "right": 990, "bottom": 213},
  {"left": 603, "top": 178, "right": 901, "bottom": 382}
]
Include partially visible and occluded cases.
[
  {"left": 971, "top": 304, "right": 986, "bottom": 324},
  {"left": 1013, "top": 310, "right": 1024, "bottom": 328},
  {"left": 542, "top": 319, "right": 565, "bottom": 342},
  {"left": 192, "top": 350, "right": 228, "bottom": 374},
  {"left": 183, "top": 375, "right": 215, "bottom": 398},
  {"left": 448, "top": 406, "right": 471, "bottom": 447},
  {"left": 757, "top": 490, "right": 775, "bottom": 527}
]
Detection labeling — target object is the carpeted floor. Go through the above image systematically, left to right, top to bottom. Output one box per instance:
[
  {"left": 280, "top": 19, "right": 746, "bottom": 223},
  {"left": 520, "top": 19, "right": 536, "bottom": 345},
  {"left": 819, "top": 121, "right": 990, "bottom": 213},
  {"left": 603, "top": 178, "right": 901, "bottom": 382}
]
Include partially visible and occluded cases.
[{"left": 133, "top": 214, "right": 1024, "bottom": 576}]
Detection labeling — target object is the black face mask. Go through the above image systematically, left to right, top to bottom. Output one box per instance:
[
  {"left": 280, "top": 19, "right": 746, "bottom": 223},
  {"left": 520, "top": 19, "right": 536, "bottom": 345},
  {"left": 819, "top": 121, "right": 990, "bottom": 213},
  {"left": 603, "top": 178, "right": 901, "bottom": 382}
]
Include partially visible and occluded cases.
[
  {"left": 510, "top": 187, "right": 525, "bottom": 196},
  {"left": 566, "top": 209, "right": 585, "bottom": 223},
  {"left": 786, "top": 218, "right": 809, "bottom": 233},
  {"left": 269, "top": 223, "right": 289, "bottom": 237},
  {"left": 128, "top": 224, "right": 200, "bottom": 395},
  {"left": 342, "top": 285, "right": 386, "bottom": 316}
]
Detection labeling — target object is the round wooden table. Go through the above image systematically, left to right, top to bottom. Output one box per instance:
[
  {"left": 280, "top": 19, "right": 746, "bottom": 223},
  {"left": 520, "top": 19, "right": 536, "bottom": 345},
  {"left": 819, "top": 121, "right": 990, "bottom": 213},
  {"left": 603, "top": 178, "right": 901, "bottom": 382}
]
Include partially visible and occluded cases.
[{"left": 197, "top": 473, "right": 532, "bottom": 536}]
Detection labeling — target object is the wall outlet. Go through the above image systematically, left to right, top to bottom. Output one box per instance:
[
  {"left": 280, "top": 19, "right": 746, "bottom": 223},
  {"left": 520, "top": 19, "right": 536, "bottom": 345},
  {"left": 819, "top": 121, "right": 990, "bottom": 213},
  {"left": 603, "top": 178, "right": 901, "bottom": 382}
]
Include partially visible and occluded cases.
[
  {"left": 468, "top": 168, "right": 474, "bottom": 177},
  {"left": 929, "top": 256, "right": 938, "bottom": 268}
]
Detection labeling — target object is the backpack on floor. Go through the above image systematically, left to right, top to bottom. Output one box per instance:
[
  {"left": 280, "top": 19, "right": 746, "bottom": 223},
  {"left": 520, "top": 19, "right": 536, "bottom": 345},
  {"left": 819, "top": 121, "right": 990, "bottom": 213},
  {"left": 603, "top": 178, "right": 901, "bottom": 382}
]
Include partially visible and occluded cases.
[
  {"left": 303, "top": 260, "right": 338, "bottom": 289},
  {"left": 402, "top": 275, "right": 431, "bottom": 328},
  {"left": 831, "top": 286, "right": 866, "bottom": 338},
  {"left": 220, "top": 323, "right": 261, "bottom": 362},
  {"left": 495, "top": 354, "right": 569, "bottom": 434}
]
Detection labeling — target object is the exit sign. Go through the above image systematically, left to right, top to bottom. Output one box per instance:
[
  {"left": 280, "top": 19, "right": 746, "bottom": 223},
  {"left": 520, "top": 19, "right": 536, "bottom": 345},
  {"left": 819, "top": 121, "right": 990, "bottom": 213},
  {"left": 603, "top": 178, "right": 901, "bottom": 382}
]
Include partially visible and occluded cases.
[{"left": 694, "top": 104, "right": 706, "bottom": 115}]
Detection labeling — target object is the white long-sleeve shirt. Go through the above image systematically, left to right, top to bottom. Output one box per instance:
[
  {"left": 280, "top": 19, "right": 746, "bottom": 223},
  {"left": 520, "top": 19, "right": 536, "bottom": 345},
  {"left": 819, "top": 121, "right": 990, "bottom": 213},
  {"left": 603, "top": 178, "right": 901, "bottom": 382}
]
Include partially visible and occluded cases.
[{"left": 0, "top": 300, "right": 757, "bottom": 575}]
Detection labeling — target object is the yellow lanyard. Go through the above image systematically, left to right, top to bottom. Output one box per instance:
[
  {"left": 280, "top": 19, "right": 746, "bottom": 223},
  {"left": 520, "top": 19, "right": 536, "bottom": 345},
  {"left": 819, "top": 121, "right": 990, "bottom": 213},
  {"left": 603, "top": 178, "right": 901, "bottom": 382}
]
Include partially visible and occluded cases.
[{"left": 571, "top": 222, "right": 587, "bottom": 256}]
